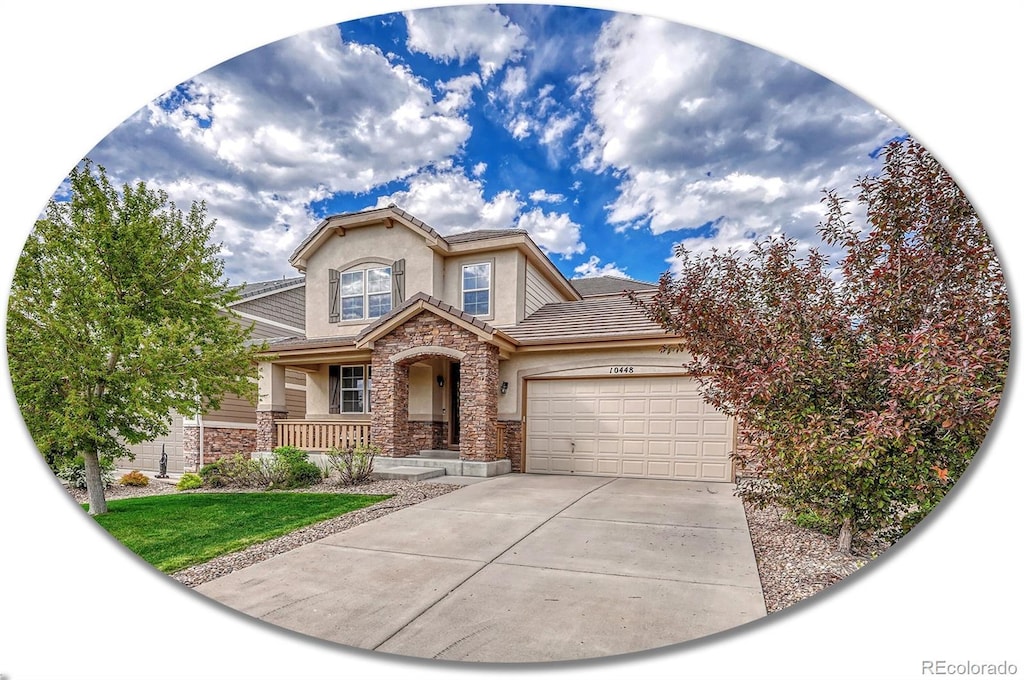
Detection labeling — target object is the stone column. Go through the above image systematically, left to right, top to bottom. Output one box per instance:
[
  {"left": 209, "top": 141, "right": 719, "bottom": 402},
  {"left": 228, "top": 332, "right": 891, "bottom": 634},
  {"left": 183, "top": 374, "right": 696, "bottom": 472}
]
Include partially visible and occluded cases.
[
  {"left": 459, "top": 345, "right": 499, "bottom": 461},
  {"left": 370, "top": 354, "right": 411, "bottom": 457},
  {"left": 256, "top": 410, "right": 287, "bottom": 452}
]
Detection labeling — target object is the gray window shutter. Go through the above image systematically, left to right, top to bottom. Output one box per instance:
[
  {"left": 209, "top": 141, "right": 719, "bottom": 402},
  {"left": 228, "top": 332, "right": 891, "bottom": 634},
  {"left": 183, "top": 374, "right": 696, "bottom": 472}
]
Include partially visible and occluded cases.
[
  {"left": 391, "top": 258, "right": 406, "bottom": 304},
  {"left": 329, "top": 268, "right": 340, "bottom": 323},
  {"left": 329, "top": 365, "right": 340, "bottom": 414}
]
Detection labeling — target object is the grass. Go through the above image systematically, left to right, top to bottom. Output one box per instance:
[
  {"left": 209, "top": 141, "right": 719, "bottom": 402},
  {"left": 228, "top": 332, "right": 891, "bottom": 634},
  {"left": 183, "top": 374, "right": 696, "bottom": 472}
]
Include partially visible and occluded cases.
[{"left": 87, "top": 492, "right": 391, "bottom": 573}]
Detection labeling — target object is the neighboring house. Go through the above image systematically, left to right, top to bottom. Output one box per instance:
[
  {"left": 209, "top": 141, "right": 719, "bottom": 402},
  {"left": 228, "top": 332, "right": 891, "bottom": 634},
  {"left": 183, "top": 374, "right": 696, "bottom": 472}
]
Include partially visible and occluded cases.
[
  {"left": 255, "top": 205, "right": 737, "bottom": 482},
  {"left": 116, "top": 277, "right": 308, "bottom": 474}
]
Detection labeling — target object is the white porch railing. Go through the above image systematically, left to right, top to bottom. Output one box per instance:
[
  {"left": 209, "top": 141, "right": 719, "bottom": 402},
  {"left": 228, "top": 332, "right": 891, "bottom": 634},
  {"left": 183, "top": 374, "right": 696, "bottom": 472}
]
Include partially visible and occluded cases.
[{"left": 276, "top": 420, "right": 370, "bottom": 451}]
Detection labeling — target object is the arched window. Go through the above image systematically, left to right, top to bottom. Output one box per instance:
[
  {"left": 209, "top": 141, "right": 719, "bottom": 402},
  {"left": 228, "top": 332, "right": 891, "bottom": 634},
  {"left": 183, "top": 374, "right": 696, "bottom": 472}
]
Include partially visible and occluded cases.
[{"left": 329, "top": 260, "right": 403, "bottom": 323}]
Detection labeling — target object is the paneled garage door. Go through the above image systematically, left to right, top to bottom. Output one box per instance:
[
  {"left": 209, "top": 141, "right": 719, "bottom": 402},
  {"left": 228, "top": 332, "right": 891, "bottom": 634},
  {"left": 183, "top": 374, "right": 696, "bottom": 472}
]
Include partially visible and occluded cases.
[
  {"left": 525, "top": 377, "right": 734, "bottom": 482},
  {"left": 115, "top": 413, "right": 185, "bottom": 474}
]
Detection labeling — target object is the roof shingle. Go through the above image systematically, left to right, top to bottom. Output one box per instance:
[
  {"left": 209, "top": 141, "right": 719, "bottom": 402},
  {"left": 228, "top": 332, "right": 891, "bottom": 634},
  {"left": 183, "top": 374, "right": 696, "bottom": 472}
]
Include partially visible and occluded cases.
[
  {"left": 570, "top": 275, "right": 658, "bottom": 298},
  {"left": 505, "top": 291, "right": 672, "bottom": 344}
]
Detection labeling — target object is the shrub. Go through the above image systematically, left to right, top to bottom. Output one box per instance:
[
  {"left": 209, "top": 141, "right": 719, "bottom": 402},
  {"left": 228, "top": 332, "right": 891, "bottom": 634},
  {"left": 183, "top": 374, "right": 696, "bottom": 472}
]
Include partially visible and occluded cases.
[
  {"left": 327, "top": 445, "right": 378, "bottom": 486},
  {"left": 267, "top": 446, "right": 322, "bottom": 489},
  {"left": 272, "top": 446, "right": 308, "bottom": 467},
  {"left": 201, "top": 453, "right": 266, "bottom": 487},
  {"left": 55, "top": 455, "right": 115, "bottom": 489},
  {"left": 198, "top": 460, "right": 227, "bottom": 488},
  {"left": 280, "top": 460, "right": 324, "bottom": 489},
  {"left": 119, "top": 470, "right": 150, "bottom": 487},
  {"left": 177, "top": 473, "right": 203, "bottom": 490}
]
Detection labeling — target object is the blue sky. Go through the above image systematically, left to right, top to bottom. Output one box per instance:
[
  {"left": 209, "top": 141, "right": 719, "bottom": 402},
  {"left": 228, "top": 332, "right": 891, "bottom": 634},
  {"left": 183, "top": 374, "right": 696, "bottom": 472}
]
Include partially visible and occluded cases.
[{"left": 79, "top": 4, "right": 904, "bottom": 287}]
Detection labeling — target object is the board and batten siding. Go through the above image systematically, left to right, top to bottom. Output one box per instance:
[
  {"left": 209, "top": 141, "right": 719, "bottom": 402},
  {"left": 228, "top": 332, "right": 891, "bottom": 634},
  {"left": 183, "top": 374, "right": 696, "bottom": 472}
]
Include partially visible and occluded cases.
[{"left": 524, "top": 262, "right": 565, "bottom": 317}]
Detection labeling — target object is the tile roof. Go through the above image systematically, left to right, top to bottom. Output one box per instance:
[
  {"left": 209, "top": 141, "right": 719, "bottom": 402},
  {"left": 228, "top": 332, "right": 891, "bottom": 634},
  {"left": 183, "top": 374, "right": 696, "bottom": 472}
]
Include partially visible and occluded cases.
[
  {"left": 444, "top": 228, "right": 529, "bottom": 244},
  {"left": 570, "top": 275, "right": 658, "bottom": 298},
  {"left": 505, "top": 291, "right": 673, "bottom": 344},
  {"left": 264, "top": 335, "right": 358, "bottom": 351}
]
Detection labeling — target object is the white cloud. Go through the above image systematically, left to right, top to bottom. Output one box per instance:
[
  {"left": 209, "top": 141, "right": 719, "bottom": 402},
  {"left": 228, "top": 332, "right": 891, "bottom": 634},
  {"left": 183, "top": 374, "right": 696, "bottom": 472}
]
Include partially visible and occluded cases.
[
  {"left": 404, "top": 5, "right": 527, "bottom": 82},
  {"left": 576, "top": 14, "right": 903, "bottom": 258},
  {"left": 86, "top": 24, "right": 475, "bottom": 281},
  {"left": 500, "top": 66, "right": 529, "bottom": 101},
  {"left": 436, "top": 73, "right": 482, "bottom": 114},
  {"left": 539, "top": 111, "right": 579, "bottom": 158},
  {"left": 508, "top": 115, "right": 531, "bottom": 140},
  {"left": 471, "top": 161, "right": 487, "bottom": 177},
  {"left": 372, "top": 166, "right": 522, "bottom": 233},
  {"left": 529, "top": 189, "right": 566, "bottom": 203},
  {"left": 515, "top": 207, "right": 585, "bottom": 257},
  {"left": 573, "top": 255, "right": 628, "bottom": 278}
]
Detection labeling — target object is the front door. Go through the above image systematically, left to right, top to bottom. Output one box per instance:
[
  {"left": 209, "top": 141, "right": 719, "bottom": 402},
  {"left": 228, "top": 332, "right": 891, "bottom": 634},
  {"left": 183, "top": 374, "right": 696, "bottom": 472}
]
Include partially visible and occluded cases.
[{"left": 449, "top": 362, "right": 461, "bottom": 448}]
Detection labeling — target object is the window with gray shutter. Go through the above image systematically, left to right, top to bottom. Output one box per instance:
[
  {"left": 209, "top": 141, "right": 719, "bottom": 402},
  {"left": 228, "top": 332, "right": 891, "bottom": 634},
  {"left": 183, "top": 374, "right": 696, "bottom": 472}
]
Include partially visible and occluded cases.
[
  {"left": 392, "top": 258, "right": 406, "bottom": 305},
  {"left": 328, "top": 268, "right": 340, "bottom": 323},
  {"left": 329, "top": 365, "right": 340, "bottom": 414}
]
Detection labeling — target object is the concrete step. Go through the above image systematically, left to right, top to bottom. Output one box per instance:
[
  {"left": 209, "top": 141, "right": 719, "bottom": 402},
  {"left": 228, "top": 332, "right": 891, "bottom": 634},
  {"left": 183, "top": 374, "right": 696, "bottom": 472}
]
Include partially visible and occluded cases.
[
  {"left": 415, "top": 449, "right": 461, "bottom": 459},
  {"left": 374, "top": 466, "right": 446, "bottom": 481}
]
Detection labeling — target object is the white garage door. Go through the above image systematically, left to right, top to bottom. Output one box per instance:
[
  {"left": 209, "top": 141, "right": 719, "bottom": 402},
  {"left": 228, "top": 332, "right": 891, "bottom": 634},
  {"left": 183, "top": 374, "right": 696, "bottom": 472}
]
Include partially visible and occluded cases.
[{"left": 525, "top": 377, "right": 733, "bottom": 482}]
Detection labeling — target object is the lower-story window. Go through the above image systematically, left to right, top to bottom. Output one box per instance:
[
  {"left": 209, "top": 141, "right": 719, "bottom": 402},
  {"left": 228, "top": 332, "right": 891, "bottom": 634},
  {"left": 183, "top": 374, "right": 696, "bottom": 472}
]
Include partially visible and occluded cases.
[{"left": 329, "top": 364, "right": 373, "bottom": 414}]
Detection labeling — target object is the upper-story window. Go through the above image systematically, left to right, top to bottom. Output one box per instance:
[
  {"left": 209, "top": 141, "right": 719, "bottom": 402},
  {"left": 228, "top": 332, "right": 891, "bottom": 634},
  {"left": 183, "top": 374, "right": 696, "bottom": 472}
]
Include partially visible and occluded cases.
[
  {"left": 462, "top": 262, "right": 491, "bottom": 316},
  {"left": 330, "top": 265, "right": 392, "bottom": 323}
]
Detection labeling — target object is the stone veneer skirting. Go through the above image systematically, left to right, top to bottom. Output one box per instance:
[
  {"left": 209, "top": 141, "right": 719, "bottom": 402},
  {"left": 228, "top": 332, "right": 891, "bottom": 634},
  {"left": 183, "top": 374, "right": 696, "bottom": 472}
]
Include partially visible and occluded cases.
[
  {"left": 498, "top": 419, "right": 523, "bottom": 473},
  {"left": 408, "top": 420, "right": 447, "bottom": 451},
  {"left": 183, "top": 425, "right": 258, "bottom": 472}
]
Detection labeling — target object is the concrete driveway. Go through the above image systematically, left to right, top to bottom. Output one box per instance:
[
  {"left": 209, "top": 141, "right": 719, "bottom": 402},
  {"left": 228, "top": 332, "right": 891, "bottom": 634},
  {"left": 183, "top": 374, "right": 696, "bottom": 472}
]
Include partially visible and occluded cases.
[{"left": 195, "top": 474, "right": 766, "bottom": 662}]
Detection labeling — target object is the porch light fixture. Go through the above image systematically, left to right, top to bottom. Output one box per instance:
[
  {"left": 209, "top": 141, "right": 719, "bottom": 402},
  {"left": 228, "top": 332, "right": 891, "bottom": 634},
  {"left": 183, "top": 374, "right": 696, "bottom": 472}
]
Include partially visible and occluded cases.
[
  {"left": 437, "top": 375, "right": 445, "bottom": 388},
  {"left": 500, "top": 381, "right": 509, "bottom": 395}
]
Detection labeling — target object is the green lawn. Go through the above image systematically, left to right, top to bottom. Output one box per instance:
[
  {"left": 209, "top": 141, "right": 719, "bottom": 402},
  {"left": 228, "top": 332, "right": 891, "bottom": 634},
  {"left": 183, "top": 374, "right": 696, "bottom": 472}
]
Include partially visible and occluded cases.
[{"left": 88, "top": 492, "right": 391, "bottom": 573}]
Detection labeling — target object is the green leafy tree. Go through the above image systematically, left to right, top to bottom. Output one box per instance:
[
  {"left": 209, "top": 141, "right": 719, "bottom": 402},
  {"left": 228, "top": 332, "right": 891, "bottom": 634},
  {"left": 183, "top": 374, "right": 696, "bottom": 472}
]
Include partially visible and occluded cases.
[
  {"left": 633, "top": 140, "right": 1010, "bottom": 552},
  {"left": 7, "top": 161, "right": 264, "bottom": 515}
]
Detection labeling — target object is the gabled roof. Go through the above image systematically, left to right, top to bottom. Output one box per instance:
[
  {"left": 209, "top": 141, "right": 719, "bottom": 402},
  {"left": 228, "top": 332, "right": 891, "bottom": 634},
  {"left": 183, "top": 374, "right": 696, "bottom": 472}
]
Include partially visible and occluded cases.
[
  {"left": 288, "top": 204, "right": 581, "bottom": 302},
  {"left": 289, "top": 205, "right": 443, "bottom": 269},
  {"left": 570, "top": 275, "right": 658, "bottom": 298},
  {"left": 505, "top": 290, "right": 672, "bottom": 345},
  {"left": 353, "top": 292, "right": 517, "bottom": 355}
]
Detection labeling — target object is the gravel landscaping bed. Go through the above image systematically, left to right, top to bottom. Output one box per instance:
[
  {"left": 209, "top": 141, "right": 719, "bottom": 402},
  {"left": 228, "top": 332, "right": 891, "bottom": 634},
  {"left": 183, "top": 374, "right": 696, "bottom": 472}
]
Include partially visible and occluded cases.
[
  {"left": 69, "top": 473, "right": 892, "bottom": 611},
  {"left": 743, "top": 500, "right": 892, "bottom": 613}
]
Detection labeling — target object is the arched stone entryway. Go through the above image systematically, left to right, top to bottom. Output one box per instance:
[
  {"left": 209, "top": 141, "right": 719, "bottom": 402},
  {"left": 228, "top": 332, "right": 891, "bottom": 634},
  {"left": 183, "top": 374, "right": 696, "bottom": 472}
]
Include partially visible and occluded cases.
[{"left": 369, "top": 310, "right": 500, "bottom": 461}]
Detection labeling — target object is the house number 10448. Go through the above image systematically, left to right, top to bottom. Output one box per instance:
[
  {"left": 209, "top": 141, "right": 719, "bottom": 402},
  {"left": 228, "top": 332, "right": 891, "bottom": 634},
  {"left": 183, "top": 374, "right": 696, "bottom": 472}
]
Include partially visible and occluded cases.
[{"left": 609, "top": 366, "right": 635, "bottom": 374}]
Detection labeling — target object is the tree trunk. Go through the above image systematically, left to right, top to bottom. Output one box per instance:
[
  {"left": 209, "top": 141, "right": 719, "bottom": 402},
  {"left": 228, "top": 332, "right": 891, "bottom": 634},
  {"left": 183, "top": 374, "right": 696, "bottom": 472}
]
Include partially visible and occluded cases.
[
  {"left": 83, "top": 449, "right": 108, "bottom": 515},
  {"left": 837, "top": 517, "right": 853, "bottom": 554}
]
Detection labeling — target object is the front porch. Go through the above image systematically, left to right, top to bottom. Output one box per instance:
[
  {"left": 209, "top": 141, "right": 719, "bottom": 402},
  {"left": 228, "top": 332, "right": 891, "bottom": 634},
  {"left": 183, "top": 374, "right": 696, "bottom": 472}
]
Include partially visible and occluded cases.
[
  {"left": 256, "top": 299, "right": 520, "bottom": 477},
  {"left": 270, "top": 419, "right": 511, "bottom": 478}
]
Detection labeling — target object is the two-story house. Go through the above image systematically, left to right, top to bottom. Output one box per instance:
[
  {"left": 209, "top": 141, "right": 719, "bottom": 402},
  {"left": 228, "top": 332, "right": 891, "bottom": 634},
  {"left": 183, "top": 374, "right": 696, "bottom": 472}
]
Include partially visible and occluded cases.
[{"left": 255, "top": 205, "right": 737, "bottom": 482}]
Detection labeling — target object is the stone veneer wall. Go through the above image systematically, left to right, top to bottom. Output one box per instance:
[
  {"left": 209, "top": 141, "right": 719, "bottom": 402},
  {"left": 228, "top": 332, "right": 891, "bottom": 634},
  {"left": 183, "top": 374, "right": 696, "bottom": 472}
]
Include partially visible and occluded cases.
[
  {"left": 371, "top": 311, "right": 499, "bottom": 460},
  {"left": 256, "top": 410, "right": 288, "bottom": 451},
  {"left": 498, "top": 419, "right": 523, "bottom": 472},
  {"left": 408, "top": 420, "right": 446, "bottom": 451},
  {"left": 183, "top": 425, "right": 258, "bottom": 471}
]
